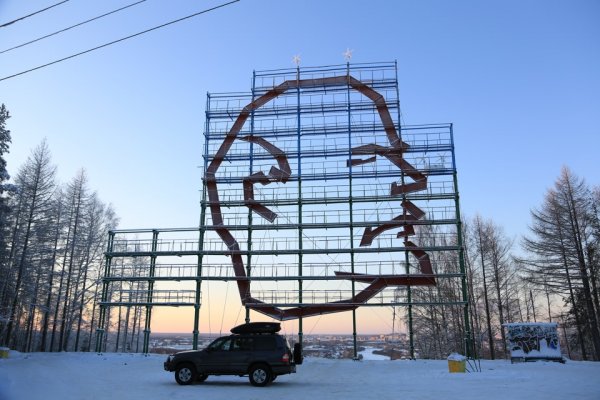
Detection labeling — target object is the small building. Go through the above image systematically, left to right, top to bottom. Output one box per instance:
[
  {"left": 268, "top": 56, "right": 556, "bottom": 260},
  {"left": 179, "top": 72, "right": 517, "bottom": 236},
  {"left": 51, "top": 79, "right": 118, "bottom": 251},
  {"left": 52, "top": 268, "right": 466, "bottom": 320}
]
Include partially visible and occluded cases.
[{"left": 503, "top": 322, "right": 564, "bottom": 363}]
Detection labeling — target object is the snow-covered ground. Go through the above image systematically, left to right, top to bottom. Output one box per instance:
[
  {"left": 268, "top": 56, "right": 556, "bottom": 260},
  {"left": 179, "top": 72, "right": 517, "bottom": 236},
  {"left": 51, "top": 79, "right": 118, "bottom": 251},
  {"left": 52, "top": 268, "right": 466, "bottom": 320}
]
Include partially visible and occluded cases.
[
  {"left": 358, "top": 347, "right": 389, "bottom": 361},
  {"left": 1, "top": 351, "right": 599, "bottom": 400}
]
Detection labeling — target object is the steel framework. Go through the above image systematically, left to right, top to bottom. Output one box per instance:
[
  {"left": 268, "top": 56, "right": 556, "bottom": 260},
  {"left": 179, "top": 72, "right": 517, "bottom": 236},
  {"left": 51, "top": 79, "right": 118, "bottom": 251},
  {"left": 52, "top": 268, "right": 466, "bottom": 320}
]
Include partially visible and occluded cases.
[{"left": 95, "top": 62, "right": 472, "bottom": 358}]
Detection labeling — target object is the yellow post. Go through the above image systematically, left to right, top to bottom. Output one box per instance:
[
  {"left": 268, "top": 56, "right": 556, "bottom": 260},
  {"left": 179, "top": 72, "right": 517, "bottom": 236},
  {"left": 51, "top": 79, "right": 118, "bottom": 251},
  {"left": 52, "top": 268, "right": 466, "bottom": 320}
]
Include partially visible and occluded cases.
[
  {"left": 0, "top": 347, "right": 9, "bottom": 359},
  {"left": 447, "top": 353, "right": 466, "bottom": 373},
  {"left": 448, "top": 359, "right": 466, "bottom": 373}
]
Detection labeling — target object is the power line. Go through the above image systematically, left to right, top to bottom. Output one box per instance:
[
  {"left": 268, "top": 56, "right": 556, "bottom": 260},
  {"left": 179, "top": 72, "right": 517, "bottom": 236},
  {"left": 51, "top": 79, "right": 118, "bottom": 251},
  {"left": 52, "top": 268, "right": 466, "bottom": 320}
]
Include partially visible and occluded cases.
[
  {"left": 0, "top": 0, "right": 240, "bottom": 82},
  {"left": 1, "top": 0, "right": 148, "bottom": 55},
  {"left": 0, "top": 1, "right": 70, "bottom": 28}
]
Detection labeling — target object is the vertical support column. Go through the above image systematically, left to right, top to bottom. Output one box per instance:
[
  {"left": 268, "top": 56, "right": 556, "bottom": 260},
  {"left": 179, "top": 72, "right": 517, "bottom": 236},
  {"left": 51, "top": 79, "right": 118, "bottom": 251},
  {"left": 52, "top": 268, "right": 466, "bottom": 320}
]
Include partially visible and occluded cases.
[
  {"left": 392, "top": 61, "right": 415, "bottom": 359},
  {"left": 346, "top": 62, "right": 358, "bottom": 359},
  {"left": 296, "top": 65, "right": 304, "bottom": 347},
  {"left": 245, "top": 70, "right": 257, "bottom": 324},
  {"left": 195, "top": 94, "right": 213, "bottom": 349},
  {"left": 450, "top": 123, "right": 474, "bottom": 358},
  {"left": 194, "top": 227, "right": 204, "bottom": 349},
  {"left": 142, "top": 230, "right": 158, "bottom": 354},
  {"left": 95, "top": 231, "right": 115, "bottom": 353},
  {"left": 405, "top": 253, "right": 414, "bottom": 359}
]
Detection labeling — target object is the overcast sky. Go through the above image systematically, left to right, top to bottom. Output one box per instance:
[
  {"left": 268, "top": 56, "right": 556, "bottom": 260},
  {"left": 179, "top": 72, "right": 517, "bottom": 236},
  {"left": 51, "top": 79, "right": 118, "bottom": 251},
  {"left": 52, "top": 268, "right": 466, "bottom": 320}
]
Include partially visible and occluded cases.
[{"left": 1, "top": 0, "right": 599, "bottom": 333}]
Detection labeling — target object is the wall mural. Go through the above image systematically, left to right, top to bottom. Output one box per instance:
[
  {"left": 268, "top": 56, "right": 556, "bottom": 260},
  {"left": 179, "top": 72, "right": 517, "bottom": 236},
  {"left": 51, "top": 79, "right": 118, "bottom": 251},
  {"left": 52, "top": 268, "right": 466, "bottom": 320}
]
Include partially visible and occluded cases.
[{"left": 504, "top": 323, "right": 562, "bottom": 360}]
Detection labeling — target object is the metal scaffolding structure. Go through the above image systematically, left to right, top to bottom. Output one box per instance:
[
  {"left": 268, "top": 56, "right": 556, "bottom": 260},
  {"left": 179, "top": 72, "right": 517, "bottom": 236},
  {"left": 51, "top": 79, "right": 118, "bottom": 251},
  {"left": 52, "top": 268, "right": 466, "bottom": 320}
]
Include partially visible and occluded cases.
[{"left": 95, "top": 62, "right": 472, "bottom": 358}]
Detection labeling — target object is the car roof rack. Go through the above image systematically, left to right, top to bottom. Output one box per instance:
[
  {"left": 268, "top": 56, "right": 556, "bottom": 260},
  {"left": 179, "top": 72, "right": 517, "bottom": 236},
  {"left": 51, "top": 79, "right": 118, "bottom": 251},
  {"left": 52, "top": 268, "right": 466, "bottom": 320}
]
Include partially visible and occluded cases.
[{"left": 230, "top": 322, "right": 281, "bottom": 334}]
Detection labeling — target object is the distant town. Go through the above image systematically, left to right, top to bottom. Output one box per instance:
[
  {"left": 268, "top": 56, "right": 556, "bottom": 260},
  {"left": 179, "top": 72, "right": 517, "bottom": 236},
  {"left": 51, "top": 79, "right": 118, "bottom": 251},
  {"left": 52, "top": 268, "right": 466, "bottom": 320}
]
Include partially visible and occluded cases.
[{"left": 149, "top": 332, "right": 412, "bottom": 360}]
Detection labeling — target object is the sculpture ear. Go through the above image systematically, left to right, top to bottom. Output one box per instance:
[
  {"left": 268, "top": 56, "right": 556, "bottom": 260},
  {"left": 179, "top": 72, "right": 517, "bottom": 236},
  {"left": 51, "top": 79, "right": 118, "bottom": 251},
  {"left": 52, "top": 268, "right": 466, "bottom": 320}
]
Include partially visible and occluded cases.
[
  {"left": 347, "top": 156, "right": 377, "bottom": 167},
  {"left": 269, "top": 166, "right": 290, "bottom": 183}
]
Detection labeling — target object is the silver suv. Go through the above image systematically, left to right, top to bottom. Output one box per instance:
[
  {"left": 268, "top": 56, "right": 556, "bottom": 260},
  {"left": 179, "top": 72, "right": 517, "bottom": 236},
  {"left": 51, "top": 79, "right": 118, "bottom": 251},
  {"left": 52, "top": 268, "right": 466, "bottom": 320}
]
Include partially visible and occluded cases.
[{"left": 163, "top": 322, "right": 302, "bottom": 386}]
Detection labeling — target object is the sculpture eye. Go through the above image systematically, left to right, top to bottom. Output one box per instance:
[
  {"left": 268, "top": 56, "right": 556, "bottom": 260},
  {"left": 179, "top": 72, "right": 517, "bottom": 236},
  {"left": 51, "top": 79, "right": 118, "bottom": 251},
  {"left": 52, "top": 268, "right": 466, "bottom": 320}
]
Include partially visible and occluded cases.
[{"left": 239, "top": 135, "right": 291, "bottom": 223}]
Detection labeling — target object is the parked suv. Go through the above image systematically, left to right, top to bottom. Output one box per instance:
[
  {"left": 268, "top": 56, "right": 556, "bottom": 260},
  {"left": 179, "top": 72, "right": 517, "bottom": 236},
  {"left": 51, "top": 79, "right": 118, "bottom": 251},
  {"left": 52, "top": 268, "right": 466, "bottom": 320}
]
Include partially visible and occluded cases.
[{"left": 164, "top": 322, "right": 302, "bottom": 386}]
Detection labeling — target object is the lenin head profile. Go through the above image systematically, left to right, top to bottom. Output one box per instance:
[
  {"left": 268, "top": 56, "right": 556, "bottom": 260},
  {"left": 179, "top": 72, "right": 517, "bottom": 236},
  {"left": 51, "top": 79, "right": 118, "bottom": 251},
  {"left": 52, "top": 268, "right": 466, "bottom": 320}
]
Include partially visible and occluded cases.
[{"left": 204, "top": 74, "right": 436, "bottom": 320}]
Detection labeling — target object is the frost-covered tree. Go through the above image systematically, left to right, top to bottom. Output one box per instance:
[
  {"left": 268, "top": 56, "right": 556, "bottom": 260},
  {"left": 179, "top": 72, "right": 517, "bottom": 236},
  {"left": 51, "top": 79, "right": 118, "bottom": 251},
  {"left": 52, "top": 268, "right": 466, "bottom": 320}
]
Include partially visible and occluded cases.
[
  {"left": 0, "top": 103, "right": 12, "bottom": 204},
  {"left": 0, "top": 104, "right": 15, "bottom": 320},
  {"left": 0, "top": 136, "right": 119, "bottom": 352},
  {"left": 1, "top": 140, "right": 57, "bottom": 347},
  {"left": 521, "top": 167, "right": 600, "bottom": 360},
  {"left": 53, "top": 169, "right": 89, "bottom": 351},
  {"left": 45, "top": 170, "right": 119, "bottom": 352},
  {"left": 73, "top": 192, "right": 118, "bottom": 351},
  {"left": 472, "top": 215, "right": 496, "bottom": 359},
  {"left": 410, "top": 224, "right": 467, "bottom": 359}
]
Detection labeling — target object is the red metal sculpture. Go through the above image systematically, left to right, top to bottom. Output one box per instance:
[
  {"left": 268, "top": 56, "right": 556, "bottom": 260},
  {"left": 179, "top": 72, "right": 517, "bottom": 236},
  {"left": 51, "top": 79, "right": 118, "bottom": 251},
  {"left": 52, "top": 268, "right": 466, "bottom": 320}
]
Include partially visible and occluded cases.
[{"left": 204, "top": 74, "right": 436, "bottom": 320}]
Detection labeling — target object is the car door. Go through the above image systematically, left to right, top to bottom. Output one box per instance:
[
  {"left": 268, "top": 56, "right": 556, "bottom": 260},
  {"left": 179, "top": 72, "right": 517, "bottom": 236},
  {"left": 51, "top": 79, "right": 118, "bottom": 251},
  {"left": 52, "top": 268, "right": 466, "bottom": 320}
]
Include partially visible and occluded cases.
[
  {"left": 253, "top": 335, "right": 277, "bottom": 364},
  {"left": 229, "top": 336, "right": 254, "bottom": 373},
  {"left": 201, "top": 337, "right": 233, "bottom": 374}
]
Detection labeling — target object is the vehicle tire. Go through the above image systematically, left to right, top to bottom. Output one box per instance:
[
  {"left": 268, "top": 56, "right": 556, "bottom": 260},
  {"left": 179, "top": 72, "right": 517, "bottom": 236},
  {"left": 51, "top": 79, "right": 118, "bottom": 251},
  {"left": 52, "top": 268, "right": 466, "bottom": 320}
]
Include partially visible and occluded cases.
[
  {"left": 293, "top": 343, "right": 303, "bottom": 365},
  {"left": 175, "top": 363, "right": 197, "bottom": 385},
  {"left": 249, "top": 363, "right": 272, "bottom": 387},
  {"left": 197, "top": 373, "right": 208, "bottom": 383}
]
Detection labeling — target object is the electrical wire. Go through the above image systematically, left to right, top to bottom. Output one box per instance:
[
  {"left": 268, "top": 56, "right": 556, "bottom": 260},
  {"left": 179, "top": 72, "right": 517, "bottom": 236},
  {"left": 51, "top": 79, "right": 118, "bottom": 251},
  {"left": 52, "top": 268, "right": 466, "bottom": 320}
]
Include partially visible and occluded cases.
[
  {"left": 0, "top": 0, "right": 240, "bottom": 83},
  {"left": 0, "top": 0, "right": 70, "bottom": 28},
  {"left": 1, "top": 0, "right": 148, "bottom": 55},
  {"left": 206, "top": 280, "right": 212, "bottom": 336},
  {"left": 219, "top": 282, "right": 229, "bottom": 336},
  {"left": 233, "top": 304, "right": 244, "bottom": 327},
  {"left": 307, "top": 314, "right": 323, "bottom": 335}
]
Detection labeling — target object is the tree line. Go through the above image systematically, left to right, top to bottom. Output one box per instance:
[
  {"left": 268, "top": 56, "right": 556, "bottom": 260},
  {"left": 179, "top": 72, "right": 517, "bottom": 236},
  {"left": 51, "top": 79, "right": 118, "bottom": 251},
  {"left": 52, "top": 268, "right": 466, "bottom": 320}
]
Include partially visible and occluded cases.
[
  {"left": 0, "top": 104, "right": 118, "bottom": 352},
  {"left": 413, "top": 166, "right": 600, "bottom": 361}
]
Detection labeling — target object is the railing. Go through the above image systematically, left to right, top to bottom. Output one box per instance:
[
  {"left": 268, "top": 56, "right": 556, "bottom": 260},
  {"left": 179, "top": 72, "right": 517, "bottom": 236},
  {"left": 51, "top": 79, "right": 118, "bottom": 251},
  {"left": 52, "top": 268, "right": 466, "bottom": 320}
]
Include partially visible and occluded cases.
[
  {"left": 212, "top": 179, "right": 457, "bottom": 204},
  {"left": 206, "top": 205, "right": 457, "bottom": 227},
  {"left": 108, "top": 232, "right": 459, "bottom": 255},
  {"left": 111, "top": 238, "right": 199, "bottom": 254},
  {"left": 106, "top": 262, "right": 465, "bottom": 281},
  {"left": 248, "top": 288, "right": 465, "bottom": 306},
  {"left": 100, "top": 289, "right": 199, "bottom": 306}
]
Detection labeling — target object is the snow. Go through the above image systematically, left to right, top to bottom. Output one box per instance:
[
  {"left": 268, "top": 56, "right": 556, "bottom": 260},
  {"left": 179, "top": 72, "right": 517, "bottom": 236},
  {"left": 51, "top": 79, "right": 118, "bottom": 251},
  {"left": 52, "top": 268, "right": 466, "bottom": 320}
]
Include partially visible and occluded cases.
[
  {"left": 358, "top": 347, "right": 389, "bottom": 361},
  {"left": 1, "top": 352, "right": 600, "bottom": 400},
  {"left": 447, "top": 353, "right": 466, "bottom": 361}
]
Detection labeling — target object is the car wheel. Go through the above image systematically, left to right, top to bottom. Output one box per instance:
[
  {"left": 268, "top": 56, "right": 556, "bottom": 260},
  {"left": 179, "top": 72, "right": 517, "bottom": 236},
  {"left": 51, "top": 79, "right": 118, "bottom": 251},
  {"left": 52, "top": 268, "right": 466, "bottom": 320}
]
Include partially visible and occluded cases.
[
  {"left": 293, "top": 343, "right": 303, "bottom": 365},
  {"left": 175, "top": 363, "right": 197, "bottom": 385},
  {"left": 249, "top": 364, "right": 272, "bottom": 387},
  {"left": 197, "top": 373, "right": 208, "bottom": 383}
]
